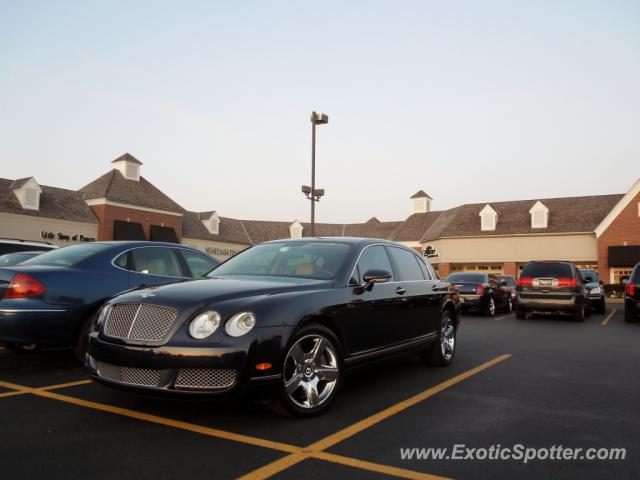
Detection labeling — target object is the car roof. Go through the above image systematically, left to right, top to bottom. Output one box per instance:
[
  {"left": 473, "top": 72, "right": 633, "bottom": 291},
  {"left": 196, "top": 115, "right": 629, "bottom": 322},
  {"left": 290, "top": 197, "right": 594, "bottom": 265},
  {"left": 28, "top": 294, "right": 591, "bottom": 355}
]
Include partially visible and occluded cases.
[
  {"left": 261, "top": 237, "right": 407, "bottom": 248},
  {"left": 0, "top": 238, "right": 55, "bottom": 248}
]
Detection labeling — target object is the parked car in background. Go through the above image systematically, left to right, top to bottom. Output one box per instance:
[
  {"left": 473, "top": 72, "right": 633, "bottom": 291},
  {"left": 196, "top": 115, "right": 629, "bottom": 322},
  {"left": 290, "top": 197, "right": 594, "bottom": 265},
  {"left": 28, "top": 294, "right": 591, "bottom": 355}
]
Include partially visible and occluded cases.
[
  {"left": 87, "top": 238, "right": 460, "bottom": 417},
  {"left": 0, "top": 239, "right": 55, "bottom": 256},
  {"left": 0, "top": 241, "right": 219, "bottom": 359},
  {"left": 0, "top": 251, "right": 46, "bottom": 267},
  {"left": 516, "top": 261, "right": 590, "bottom": 321},
  {"left": 625, "top": 263, "right": 639, "bottom": 323},
  {"left": 578, "top": 268, "right": 606, "bottom": 314},
  {"left": 445, "top": 272, "right": 512, "bottom": 316},
  {"left": 496, "top": 275, "right": 517, "bottom": 306}
]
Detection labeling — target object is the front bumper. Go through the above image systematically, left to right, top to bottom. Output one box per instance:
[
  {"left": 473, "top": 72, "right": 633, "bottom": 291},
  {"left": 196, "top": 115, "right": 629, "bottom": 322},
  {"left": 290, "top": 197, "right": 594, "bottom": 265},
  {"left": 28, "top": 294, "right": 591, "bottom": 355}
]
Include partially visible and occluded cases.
[{"left": 86, "top": 326, "right": 290, "bottom": 397}]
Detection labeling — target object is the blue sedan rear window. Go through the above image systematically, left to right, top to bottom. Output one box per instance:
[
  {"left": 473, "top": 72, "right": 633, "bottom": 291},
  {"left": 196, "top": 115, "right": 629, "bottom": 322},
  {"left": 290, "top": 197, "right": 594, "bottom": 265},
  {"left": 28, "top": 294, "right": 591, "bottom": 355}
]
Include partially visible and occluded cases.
[{"left": 20, "top": 243, "right": 111, "bottom": 267}]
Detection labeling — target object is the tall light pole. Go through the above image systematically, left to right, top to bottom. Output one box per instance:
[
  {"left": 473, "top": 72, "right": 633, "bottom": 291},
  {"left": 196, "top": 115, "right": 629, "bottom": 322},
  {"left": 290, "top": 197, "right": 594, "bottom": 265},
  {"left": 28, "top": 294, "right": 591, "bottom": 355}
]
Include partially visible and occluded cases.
[{"left": 302, "top": 111, "right": 328, "bottom": 236}]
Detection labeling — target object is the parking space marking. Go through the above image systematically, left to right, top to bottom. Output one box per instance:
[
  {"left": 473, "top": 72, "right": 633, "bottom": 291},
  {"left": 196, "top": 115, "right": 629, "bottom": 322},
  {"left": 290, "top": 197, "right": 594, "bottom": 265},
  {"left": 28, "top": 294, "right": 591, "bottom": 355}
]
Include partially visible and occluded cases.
[
  {"left": 601, "top": 308, "right": 617, "bottom": 326},
  {"left": 495, "top": 313, "right": 514, "bottom": 321},
  {"left": 239, "top": 353, "right": 511, "bottom": 480},
  {"left": 0, "top": 378, "right": 92, "bottom": 399},
  {"left": 311, "top": 451, "right": 450, "bottom": 480}
]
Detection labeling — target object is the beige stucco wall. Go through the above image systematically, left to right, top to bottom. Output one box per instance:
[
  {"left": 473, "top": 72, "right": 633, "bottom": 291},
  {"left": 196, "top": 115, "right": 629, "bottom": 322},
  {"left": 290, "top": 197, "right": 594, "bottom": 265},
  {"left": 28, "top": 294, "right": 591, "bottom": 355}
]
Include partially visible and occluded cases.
[
  {"left": 0, "top": 212, "right": 99, "bottom": 246},
  {"left": 423, "top": 233, "right": 598, "bottom": 263},
  {"left": 181, "top": 237, "right": 249, "bottom": 260}
]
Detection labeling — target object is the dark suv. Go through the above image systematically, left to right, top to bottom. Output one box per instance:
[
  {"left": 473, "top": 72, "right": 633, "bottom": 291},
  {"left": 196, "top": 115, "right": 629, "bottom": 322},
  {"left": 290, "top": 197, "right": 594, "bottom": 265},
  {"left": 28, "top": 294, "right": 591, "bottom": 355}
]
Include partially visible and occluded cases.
[
  {"left": 516, "top": 261, "right": 590, "bottom": 321},
  {"left": 625, "top": 263, "right": 639, "bottom": 323}
]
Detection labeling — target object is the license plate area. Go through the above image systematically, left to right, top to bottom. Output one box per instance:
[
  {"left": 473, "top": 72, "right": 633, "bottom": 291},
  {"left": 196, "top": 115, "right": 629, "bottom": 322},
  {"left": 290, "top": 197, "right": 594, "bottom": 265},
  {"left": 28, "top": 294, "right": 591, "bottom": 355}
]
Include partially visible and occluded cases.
[{"left": 534, "top": 278, "right": 558, "bottom": 287}]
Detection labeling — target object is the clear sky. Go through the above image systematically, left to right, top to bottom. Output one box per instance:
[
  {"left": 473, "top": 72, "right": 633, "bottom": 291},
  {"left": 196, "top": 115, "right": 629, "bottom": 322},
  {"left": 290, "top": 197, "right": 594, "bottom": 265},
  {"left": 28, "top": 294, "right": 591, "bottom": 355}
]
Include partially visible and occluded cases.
[{"left": 1, "top": 1, "right": 638, "bottom": 223}]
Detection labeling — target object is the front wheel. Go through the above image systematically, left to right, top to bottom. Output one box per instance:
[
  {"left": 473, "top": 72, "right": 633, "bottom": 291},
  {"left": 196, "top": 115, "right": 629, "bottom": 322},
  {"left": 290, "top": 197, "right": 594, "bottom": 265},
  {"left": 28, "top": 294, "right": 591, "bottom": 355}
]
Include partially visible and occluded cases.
[
  {"left": 595, "top": 300, "right": 606, "bottom": 315},
  {"left": 422, "top": 311, "right": 456, "bottom": 366},
  {"left": 271, "top": 325, "right": 342, "bottom": 417}
]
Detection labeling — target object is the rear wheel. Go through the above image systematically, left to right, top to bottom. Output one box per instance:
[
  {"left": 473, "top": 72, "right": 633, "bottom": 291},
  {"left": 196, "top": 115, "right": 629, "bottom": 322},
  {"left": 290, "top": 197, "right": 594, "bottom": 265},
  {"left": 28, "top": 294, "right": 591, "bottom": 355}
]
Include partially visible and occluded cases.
[
  {"left": 504, "top": 296, "right": 513, "bottom": 313},
  {"left": 484, "top": 297, "right": 496, "bottom": 317},
  {"left": 573, "top": 304, "right": 585, "bottom": 322},
  {"left": 515, "top": 307, "right": 526, "bottom": 320},
  {"left": 625, "top": 307, "right": 636, "bottom": 323},
  {"left": 422, "top": 311, "right": 456, "bottom": 366},
  {"left": 72, "top": 317, "right": 92, "bottom": 364},
  {"left": 271, "top": 325, "right": 342, "bottom": 417}
]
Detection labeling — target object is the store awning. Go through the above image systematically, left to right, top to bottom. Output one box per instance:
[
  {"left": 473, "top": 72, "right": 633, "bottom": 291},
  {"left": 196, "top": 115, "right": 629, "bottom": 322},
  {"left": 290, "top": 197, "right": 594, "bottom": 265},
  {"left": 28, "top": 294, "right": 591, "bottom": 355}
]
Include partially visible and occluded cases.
[
  {"left": 113, "top": 220, "right": 146, "bottom": 241},
  {"left": 149, "top": 225, "right": 179, "bottom": 243},
  {"left": 608, "top": 246, "right": 640, "bottom": 268}
]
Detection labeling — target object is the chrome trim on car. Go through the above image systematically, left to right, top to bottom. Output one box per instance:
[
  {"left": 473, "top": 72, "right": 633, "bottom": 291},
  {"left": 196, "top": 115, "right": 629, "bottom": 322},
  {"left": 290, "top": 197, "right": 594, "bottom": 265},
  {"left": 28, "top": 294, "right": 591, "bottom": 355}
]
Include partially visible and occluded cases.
[{"left": 0, "top": 309, "right": 66, "bottom": 313}]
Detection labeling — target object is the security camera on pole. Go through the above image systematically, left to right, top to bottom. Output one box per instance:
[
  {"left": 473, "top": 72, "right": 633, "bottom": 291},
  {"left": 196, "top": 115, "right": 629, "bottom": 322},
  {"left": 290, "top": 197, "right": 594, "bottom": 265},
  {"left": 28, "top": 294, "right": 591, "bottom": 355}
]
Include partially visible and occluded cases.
[{"left": 301, "top": 111, "right": 328, "bottom": 237}]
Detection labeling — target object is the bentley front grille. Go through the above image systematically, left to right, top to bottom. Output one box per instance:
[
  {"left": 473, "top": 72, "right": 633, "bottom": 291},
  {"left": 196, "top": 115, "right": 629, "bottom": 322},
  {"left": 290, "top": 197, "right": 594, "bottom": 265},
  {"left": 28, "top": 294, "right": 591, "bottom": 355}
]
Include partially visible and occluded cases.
[
  {"left": 103, "top": 303, "right": 178, "bottom": 342},
  {"left": 96, "top": 361, "right": 161, "bottom": 387},
  {"left": 175, "top": 368, "right": 238, "bottom": 390}
]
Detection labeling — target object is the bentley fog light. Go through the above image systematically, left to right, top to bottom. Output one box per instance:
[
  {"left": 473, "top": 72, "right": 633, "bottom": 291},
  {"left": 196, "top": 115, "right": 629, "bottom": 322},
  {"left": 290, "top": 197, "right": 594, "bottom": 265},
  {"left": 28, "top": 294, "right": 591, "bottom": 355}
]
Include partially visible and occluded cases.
[
  {"left": 189, "top": 311, "right": 221, "bottom": 339},
  {"left": 225, "top": 312, "right": 256, "bottom": 337}
]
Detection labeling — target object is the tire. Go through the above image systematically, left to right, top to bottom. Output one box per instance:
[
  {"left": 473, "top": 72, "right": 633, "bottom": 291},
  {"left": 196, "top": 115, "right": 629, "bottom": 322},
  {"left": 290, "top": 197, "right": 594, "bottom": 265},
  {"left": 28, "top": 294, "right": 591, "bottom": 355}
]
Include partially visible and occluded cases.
[
  {"left": 504, "top": 296, "right": 513, "bottom": 314},
  {"left": 484, "top": 297, "right": 496, "bottom": 317},
  {"left": 595, "top": 299, "right": 606, "bottom": 315},
  {"left": 584, "top": 301, "right": 591, "bottom": 318},
  {"left": 573, "top": 304, "right": 585, "bottom": 322},
  {"left": 515, "top": 307, "right": 526, "bottom": 320},
  {"left": 625, "top": 308, "right": 636, "bottom": 323},
  {"left": 422, "top": 310, "right": 456, "bottom": 366},
  {"left": 72, "top": 316, "right": 92, "bottom": 364},
  {"left": 270, "top": 324, "right": 343, "bottom": 417}
]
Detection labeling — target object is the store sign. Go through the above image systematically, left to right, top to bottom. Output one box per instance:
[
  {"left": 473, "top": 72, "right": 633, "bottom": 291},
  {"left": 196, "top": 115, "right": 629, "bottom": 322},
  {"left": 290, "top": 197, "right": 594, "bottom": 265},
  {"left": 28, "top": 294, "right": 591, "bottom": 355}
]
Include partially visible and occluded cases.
[
  {"left": 41, "top": 231, "right": 96, "bottom": 243},
  {"left": 423, "top": 245, "right": 439, "bottom": 258},
  {"left": 203, "top": 246, "right": 242, "bottom": 258}
]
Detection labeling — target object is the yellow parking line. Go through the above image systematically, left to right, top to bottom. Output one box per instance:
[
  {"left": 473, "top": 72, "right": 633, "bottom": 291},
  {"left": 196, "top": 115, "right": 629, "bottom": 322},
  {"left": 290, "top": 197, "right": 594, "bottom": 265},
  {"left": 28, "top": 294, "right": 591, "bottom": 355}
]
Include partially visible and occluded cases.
[
  {"left": 601, "top": 308, "right": 617, "bottom": 326},
  {"left": 495, "top": 313, "right": 513, "bottom": 321},
  {"left": 239, "top": 354, "right": 511, "bottom": 479},
  {"left": 309, "top": 354, "right": 511, "bottom": 452},
  {"left": 0, "top": 378, "right": 92, "bottom": 399},
  {"left": 0, "top": 378, "right": 301, "bottom": 454},
  {"left": 312, "top": 451, "right": 451, "bottom": 480}
]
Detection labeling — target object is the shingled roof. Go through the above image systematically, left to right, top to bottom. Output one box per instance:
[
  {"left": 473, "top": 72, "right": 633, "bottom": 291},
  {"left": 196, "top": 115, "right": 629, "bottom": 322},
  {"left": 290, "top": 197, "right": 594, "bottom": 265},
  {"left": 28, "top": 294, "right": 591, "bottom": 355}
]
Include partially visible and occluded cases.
[
  {"left": 79, "top": 170, "right": 184, "bottom": 213},
  {"left": 0, "top": 178, "right": 98, "bottom": 223},
  {"left": 420, "top": 194, "right": 623, "bottom": 241},
  {"left": 181, "top": 211, "right": 251, "bottom": 244},
  {"left": 391, "top": 211, "right": 442, "bottom": 241}
]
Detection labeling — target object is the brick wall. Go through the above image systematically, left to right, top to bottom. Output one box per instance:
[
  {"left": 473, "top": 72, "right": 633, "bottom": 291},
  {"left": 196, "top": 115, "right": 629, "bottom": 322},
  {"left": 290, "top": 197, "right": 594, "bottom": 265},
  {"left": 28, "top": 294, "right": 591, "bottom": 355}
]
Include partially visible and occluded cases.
[
  {"left": 597, "top": 190, "right": 640, "bottom": 283},
  {"left": 89, "top": 204, "right": 183, "bottom": 241},
  {"left": 437, "top": 262, "right": 451, "bottom": 278},
  {"left": 503, "top": 262, "right": 517, "bottom": 277}
]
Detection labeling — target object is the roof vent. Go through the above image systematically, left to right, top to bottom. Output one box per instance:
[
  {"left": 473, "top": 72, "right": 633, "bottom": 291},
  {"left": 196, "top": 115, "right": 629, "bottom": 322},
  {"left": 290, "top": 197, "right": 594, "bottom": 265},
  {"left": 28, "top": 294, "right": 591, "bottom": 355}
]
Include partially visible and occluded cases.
[
  {"left": 112, "top": 153, "right": 142, "bottom": 182},
  {"left": 410, "top": 190, "right": 432, "bottom": 214}
]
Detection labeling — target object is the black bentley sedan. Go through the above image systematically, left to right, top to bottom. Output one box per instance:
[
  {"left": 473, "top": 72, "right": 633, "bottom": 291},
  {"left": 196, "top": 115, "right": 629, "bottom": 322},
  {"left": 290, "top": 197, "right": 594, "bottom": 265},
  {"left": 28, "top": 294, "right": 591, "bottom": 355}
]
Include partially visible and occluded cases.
[{"left": 87, "top": 238, "right": 460, "bottom": 417}]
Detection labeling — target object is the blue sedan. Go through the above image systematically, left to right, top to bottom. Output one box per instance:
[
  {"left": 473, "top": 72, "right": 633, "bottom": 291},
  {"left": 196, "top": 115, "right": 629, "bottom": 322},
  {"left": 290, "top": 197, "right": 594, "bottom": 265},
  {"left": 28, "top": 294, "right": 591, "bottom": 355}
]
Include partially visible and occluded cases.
[{"left": 0, "top": 241, "right": 219, "bottom": 359}]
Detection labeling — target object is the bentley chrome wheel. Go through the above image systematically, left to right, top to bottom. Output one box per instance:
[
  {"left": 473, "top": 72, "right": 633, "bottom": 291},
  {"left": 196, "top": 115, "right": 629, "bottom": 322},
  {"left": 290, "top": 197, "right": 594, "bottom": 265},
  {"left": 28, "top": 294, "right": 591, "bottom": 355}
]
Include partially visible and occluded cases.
[
  {"left": 440, "top": 316, "right": 456, "bottom": 361},
  {"left": 283, "top": 334, "right": 339, "bottom": 409}
]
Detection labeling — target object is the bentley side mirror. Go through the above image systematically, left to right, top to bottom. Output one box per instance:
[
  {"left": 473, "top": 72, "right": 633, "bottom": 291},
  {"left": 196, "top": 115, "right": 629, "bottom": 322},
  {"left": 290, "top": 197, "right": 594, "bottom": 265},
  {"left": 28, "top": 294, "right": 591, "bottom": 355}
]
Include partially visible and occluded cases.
[{"left": 356, "top": 269, "right": 392, "bottom": 293}]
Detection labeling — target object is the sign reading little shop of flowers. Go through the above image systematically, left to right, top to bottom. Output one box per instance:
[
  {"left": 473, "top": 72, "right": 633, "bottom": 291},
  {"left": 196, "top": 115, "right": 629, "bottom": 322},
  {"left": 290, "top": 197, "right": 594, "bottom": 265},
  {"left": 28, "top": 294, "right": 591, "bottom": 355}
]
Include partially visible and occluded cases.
[{"left": 41, "top": 231, "right": 96, "bottom": 243}]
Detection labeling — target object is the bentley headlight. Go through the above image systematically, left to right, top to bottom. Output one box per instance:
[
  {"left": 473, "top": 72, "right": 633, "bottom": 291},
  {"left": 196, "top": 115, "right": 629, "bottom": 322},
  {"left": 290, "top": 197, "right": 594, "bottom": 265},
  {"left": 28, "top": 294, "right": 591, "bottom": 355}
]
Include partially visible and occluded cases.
[
  {"left": 590, "top": 286, "right": 602, "bottom": 295},
  {"left": 189, "top": 310, "right": 221, "bottom": 339},
  {"left": 225, "top": 312, "right": 256, "bottom": 337}
]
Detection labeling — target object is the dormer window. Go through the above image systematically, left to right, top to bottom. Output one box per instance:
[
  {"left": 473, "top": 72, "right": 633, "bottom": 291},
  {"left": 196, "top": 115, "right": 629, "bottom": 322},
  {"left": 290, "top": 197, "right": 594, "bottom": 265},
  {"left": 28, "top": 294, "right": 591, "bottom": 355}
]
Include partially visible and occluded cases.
[
  {"left": 11, "top": 177, "right": 42, "bottom": 211},
  {"left": 529, "top": 201, "right": 549, "bottom": 229},
  {"left": 479, "top": 204, "right": 498, "bottom": 231},
  {"left": 201, "top": 211, "right": 220, "bottom": 235},
  {"left": 290, "top": 221, "right": 303, "bottom": 239}
]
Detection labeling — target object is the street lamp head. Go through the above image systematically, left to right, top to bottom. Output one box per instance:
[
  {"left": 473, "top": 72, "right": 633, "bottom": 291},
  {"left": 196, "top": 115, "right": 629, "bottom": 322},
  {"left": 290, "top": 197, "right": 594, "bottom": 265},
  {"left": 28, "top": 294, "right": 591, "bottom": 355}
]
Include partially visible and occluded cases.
[
  {"left": 311, "top": 111, "right": 329, "bottom": 125},
  {"left": 301, "top": 185, "right": 312, "bottom": 195},
  {"left": 313, "top": 188, "right": 325, "bottom": 198}
]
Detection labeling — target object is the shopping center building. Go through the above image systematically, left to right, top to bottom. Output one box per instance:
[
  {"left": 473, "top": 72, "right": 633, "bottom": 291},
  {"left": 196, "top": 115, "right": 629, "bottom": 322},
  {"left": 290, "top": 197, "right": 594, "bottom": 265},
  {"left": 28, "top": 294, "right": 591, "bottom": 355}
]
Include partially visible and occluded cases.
[{"left": 0, "top": 153, "right": 638, "bottom": 284}]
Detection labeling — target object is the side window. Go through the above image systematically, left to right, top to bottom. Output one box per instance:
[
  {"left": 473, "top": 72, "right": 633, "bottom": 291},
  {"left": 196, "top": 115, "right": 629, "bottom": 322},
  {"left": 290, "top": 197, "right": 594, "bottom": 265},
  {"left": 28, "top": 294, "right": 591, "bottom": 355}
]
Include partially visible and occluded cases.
[
  {"left": 354, "top": 246, "right": 394, "bottom": 283},
  {"left": 388, "top": 247, "right": 425, "bottom": 281},
  {"left": 130, "top": 248, "right": 184, "bottom": 277},
  {"left": 179, "top": 250, "right": 219, "bottom": 278},
  {"left": 114, "top": 252, "right": 129, "bottom": 269},
  {"left": 415, "top": 254, "right": 432, "bottom": 280}
]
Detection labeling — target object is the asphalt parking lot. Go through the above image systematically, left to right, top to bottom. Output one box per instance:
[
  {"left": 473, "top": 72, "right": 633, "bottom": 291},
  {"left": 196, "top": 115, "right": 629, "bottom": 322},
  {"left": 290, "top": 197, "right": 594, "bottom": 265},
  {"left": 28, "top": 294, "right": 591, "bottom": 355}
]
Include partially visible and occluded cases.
[{"left": 1, "top": 302, "right": 637, "bottom": 480}]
